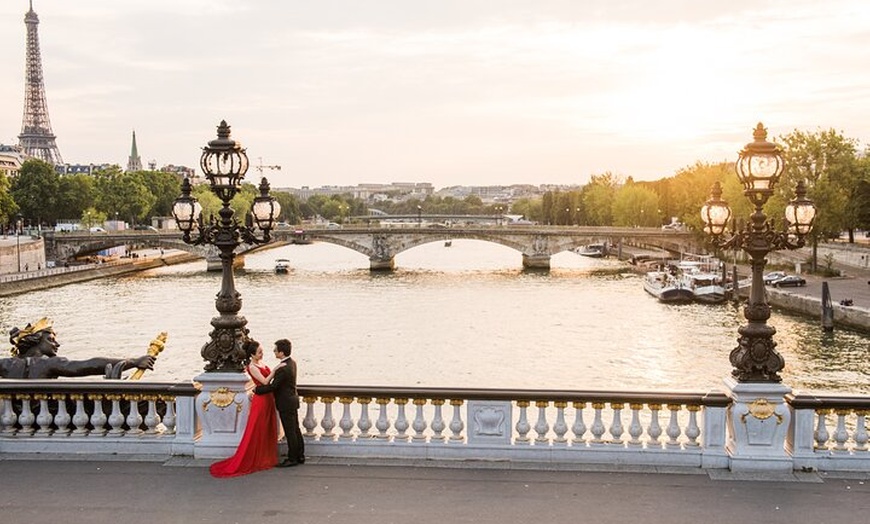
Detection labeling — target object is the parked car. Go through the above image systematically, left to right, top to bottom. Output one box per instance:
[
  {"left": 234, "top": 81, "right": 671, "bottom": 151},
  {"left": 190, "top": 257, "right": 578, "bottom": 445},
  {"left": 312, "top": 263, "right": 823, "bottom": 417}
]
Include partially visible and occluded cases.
[
  {"left": 326, "top": 222, "right": 342, "bottom": 229},
  {"left": 763, "top": 271, "right": 787, "bottom": 285},
  {"left": 771, "top": 275, "right": 806, "bottom": 288}
]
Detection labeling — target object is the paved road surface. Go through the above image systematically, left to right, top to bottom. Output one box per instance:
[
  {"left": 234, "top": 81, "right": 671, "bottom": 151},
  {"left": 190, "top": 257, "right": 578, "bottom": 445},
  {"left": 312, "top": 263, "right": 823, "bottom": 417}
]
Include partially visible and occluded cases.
[{"left": 2, "top": 457, "right": 868, "bottom": 524}]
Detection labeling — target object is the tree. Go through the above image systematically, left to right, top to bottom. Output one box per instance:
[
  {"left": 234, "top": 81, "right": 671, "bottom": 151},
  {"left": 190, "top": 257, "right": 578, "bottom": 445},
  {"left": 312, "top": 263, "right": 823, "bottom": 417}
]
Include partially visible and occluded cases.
[
  {"left": 777, "top": 128, "right": 860, "bottom": 242},
  {"left": 11, "top": 159, "right": 60, "bottom": 225},
  {"left": 93, "top": 167, "right": 157, "bottom": 225},
  {"left": 0, "top": 171, "right": 17, "bottom": 228},
  {"left": 138, "top": 171, "right": 182, "bottom": 217},
  {"left": 582, "top": 173, "right": 619, "bottom": 226},
  {"left": 56, "top": 174, "right": 96, "bottom": 222},
  {"left": 612, "top": 183, "right": 659, "bottom": 227},
  {"left": 273, "top": 191, "right": 301, "bottom": 224}
]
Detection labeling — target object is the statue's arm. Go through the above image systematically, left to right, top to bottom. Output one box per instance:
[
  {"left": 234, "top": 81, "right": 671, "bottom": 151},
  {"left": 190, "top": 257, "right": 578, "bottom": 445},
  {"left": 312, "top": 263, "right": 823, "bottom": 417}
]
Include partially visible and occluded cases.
[{"left": 53, "top": 355, "right": 154, "bottom": 378}]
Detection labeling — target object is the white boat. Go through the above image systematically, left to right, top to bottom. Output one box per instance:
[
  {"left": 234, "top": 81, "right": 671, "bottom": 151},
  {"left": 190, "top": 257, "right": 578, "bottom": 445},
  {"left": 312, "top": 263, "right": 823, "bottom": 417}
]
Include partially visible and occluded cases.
[
  {"left": 575, "top": 243, "right": 606, "bottom": 257},
  {"left": 677, "top": 257, "right": 726, "bottom": 304},
  {"left": 275, "top": 259, "right": 291, "bottom": 274},
  {"left": 643, "top": 269, "right": 694, "bottom": 303}
]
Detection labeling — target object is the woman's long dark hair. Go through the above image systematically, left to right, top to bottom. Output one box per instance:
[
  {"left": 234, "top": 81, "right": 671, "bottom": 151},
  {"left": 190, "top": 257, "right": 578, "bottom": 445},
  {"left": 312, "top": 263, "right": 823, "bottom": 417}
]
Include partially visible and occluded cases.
[{"left": 242, "top": 339, "right": 260, "bottom": 366}]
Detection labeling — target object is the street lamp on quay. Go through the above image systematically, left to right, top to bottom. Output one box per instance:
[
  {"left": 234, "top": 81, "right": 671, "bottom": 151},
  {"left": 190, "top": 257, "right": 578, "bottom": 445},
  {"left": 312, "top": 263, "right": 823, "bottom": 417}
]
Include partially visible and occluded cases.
[
  {"left": 172, "top": 120, "right": 281, "bottom": 372},
  {"left": 701, "top": 123, "right": 816, "bottom": 383},
  {"left": 417, "top": 205, "right": 422, "bottom": 227},
  {"left": 16, "top": 214, "right": 22, "bottom": 272}
]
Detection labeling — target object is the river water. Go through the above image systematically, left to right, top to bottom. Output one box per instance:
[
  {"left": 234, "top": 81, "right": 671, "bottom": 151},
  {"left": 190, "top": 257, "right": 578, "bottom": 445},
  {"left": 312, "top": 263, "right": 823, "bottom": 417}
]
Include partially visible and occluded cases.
[{"left": 1, "top": 241, "right": 868, "bottom": 394}]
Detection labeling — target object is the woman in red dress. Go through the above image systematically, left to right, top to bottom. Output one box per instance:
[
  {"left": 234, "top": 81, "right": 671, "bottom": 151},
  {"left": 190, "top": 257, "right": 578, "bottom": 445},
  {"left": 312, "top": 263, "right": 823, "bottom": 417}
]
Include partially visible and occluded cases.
[{"left": 210, "top": 339, "right": 284, "bottom": 478}]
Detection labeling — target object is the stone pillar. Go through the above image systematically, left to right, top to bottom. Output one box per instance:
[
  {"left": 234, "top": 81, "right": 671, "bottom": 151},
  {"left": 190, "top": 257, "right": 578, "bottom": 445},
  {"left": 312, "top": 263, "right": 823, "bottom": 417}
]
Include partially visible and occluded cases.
[
  {"left": 522, "top": 254, "right": 550, "bottom": 269},
  {"left": 369, "top": 256, "right": 395, "bottom": 271},
  {"left": 193, "top": 372, "right": 251, "bottom": 459},
  {"left": 724, "top": 377, "right": 793, "bottom": 472}
]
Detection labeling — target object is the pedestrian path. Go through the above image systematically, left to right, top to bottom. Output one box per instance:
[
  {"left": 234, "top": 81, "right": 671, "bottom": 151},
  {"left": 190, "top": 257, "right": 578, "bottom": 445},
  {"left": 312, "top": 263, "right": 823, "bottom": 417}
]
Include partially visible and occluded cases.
[{"left": 1, "top": 457, "right": 867, "bottom": 524}]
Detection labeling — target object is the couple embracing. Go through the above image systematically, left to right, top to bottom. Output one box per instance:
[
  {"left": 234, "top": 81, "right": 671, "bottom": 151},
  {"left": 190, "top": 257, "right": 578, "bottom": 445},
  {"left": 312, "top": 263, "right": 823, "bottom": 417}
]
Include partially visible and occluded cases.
[{"left": 210, "top": 338, "right": 305, "bottom": 478}]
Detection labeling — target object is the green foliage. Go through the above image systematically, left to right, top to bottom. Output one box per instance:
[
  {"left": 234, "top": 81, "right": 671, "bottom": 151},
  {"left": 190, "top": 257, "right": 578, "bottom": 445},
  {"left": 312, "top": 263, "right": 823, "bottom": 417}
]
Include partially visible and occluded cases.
[
  {"left": 11, "top": 159, "right": 60, "bottom": 224},
  {"left": 93, "top": 167, "right": 157, "bottom": 225},
  {"left": 138, "top": 170, "right": 182, "bottom": 217},
  {"left": 0, "top": 171, "right": 17, "bottom": 226},
  {"left": 581, "top": 173, "right": 619, "bottom": 226},
  {"left": 56, "top": 175, "right": 96, "bottom": 221},
  {"left": 611, "top": 183, "right": 659, "bottom": 227},
  {"left": 273, "top": 191, "right": 301, "bottom": 224}
]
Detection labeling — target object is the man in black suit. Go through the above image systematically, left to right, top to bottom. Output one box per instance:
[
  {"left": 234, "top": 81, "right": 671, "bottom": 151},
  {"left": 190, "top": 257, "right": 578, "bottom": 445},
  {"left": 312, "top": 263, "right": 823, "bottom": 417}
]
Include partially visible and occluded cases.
[{"left": 254, "top": 338, "right": 305, "bottom": 467}]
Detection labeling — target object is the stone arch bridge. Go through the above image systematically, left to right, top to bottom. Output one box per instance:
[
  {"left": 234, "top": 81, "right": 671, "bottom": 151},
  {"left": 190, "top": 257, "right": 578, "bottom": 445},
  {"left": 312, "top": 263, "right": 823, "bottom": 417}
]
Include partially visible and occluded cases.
[{"left": 44, "top": 227, "right": 699, "bottom": 271}]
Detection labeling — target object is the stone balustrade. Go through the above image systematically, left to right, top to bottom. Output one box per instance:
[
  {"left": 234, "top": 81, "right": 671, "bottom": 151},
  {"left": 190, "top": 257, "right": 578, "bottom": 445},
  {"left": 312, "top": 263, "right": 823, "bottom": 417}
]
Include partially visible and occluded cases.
[
  {"left": 0, "top": 380, "right": 198, "bottom": 456},
  {"left": 2, "top": 380, "right": 870, "bottom": 473},
  {"left": 295, "top": 386, "right": 732, "bottom": 469},
  {"left": 787, "top": 392, "right": 870, "bottom": 472}
]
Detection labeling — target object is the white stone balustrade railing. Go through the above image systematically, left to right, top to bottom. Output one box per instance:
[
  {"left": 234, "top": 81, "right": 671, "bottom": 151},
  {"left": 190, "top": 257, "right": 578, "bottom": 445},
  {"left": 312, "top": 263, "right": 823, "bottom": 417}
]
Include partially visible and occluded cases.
[
  {"left": 0, "top": 380, "right": 198, "bottom": 456},
  {"left": 296, "top": 386, "right": 732, "bottom": 469},
  {"left": 787, "top": 393, "right": 870, "bottom": 472}
]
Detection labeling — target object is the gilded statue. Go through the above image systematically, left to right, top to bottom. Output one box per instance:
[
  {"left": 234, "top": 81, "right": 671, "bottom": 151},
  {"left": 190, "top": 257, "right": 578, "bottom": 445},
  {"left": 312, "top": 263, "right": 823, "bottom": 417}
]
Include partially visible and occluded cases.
[{"left": 0, "top": 318, "right": 156, "bottom": 379}]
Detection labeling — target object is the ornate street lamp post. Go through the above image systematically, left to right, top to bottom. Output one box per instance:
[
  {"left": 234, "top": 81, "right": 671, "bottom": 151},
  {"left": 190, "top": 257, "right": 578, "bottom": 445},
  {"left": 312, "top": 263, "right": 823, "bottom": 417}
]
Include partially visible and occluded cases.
[
  {"left": 173, "top": 120, "right": 280, "bottom": 372},
  {"left": 702, "top": 123, "right": 817, "bottom": 383},
  {"left": 16, "top": 214, "right": 23, "bottom": 272}
]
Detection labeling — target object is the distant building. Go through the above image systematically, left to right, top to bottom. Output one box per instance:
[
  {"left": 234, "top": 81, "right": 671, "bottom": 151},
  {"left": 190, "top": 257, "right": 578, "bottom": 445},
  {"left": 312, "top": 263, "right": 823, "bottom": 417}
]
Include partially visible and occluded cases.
[
  {"left": 126, "top": 130, "right": 142, "bottom": 172},
  {"left": 0, "top": 144, "right": 25, "bottom": 178},
  {"left": 56, "top": 163, "right": 116, "bottom": 176}
]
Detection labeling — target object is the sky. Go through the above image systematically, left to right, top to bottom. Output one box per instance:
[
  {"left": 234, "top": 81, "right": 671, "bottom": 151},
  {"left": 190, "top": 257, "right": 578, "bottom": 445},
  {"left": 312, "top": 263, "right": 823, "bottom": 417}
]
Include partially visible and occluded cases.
[{"left": 1, "top": 1, "right": 869, "bottom": 190}]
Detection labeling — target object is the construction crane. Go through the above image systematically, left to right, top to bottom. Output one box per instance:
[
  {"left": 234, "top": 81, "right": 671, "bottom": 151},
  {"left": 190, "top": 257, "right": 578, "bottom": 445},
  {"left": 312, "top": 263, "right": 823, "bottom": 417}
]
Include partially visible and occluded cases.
[{"left": 254, "top": 157, "right": 281, "bottom": 176}]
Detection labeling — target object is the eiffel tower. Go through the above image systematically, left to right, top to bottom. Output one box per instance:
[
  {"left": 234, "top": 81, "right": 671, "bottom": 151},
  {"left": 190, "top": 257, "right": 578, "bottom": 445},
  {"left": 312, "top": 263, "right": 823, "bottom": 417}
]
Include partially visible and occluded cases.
[{"left": 18, "top": 1, "right": 63, "bottom": 165}]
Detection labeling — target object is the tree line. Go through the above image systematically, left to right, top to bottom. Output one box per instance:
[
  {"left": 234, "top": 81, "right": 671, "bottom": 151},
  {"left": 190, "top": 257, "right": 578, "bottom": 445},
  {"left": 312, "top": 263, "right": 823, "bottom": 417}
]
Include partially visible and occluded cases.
[{"left": 1, "top": 128, "right": 868, "bottom": 240}]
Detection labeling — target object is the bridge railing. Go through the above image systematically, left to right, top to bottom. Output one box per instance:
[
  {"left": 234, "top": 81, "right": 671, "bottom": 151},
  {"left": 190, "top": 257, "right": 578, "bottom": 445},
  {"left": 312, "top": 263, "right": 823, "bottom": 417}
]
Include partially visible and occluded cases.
[
  {"left": 0, "top": 380, "right": 198, "bottom": 456},
  {"left": 2, "top": 380, "right": 868, "bottom": 472},
  {"left": 295, "top": 386, "right": 731, "bottom": 469},
  {"left": 787, "top": 393, "right": 870, "bottom": 471}
]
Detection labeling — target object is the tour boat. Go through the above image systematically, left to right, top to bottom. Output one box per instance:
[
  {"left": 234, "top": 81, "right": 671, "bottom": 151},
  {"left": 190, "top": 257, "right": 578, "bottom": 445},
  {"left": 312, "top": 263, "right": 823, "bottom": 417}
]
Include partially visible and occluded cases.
[
  {"left": 575, "top": 243, "right": 606, "bottom": 257},
  {"left": 677, "top": 257, "right": 727, "bottom": 304},
  {"left": 275, "top": 259, "right": 291, "bottom": 274},
  {"left": 643, "top": 269, "right": 694, "bottom": 303}
]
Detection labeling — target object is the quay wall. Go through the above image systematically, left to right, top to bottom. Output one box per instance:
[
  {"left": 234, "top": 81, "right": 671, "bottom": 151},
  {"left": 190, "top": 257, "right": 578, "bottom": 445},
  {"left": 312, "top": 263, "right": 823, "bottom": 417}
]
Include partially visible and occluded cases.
[
  {"left": 0, "top": 237, "right": 46, "bottom": 275},
  {"left": 0, "top": 252, "right": 199, "bottom": 298},
  {"left": 766, "top": 288, "right": 870, "bottom": 333}
]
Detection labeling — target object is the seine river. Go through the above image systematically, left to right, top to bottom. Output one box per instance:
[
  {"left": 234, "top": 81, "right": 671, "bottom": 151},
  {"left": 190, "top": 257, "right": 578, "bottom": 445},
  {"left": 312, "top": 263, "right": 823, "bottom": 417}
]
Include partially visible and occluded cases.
[{"left": 2, "top": 241, "right": 868, "bottom": 394}]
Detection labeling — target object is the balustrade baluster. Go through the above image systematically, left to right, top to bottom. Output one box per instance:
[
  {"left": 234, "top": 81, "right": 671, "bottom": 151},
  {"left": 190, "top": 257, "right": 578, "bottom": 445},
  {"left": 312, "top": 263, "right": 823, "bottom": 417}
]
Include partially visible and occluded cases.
[
  {"left": 0, "top": 394, "right": 17, "bottom": 435},
  {"left": 17, "top": 394, "right": 35, "bottom": 435},
  {"left": 34, "top": 394, "right": 53, "bottom": 436},
  {"left": 52, "top": 394, "right": 71, "bottom": 436},
  {"left": 70, "top": 394, "right": 89, "bottom": 436},
  {"left": 89, "top": 394, "right": 108, "bottom": 436},
  {"left": 107, "top": 395, "right": 125, "bottom": 436},
  {"left": 125, "top": 395, "right": 144, "bottom": 436},
  {"left": 143, "top": 395, "right": 161, "bottom": 435},
  {"left": 161, "top": 396, "right": 176, "bottom": 435},
  {"left": 302, "top": 396, "right": 318, "bottom": 437},
  {"left": 320, "top": 397, "right": 336, "bottom": 440},
  {"left": 338, "top": 397, "right": 355, "bottom": 440},
  {"left": 357, "top": 397, "right": 372, "bottom": 438},
  {"left": 375, "top": 398, "right": 391, "bottom": 439},
  {"left": 394, "top": 398, "right": 410, "bottom": 442},
  {"left": 412, "top": 399, "right": 428, "bottom": 442},
  {"left": 431, "top": 399, "right": 446, "bottom": 442},
  {"left": 449, "top": 399, "right": 464, "bottom": 442},
  {"left": 515, "top": 401, "right": 531, "bottom": 444},
  {"left": 534, "top": 401, "right": 550, "bottom": 444},
  {"left": 553, "top": 401, "right": 568, "bottom": 444},
  {"left": 571, "top": 401, "right": 586, "bottom": 445},
  {"left": 590, "top": 402, "right": 606, "bottom": 445},
  {"left": 609, "top": 403, "right": 624, "bottom": 445},
  {"left": 628, "top": 403, "right": 643, "bottom": 447},
  {"left": 647, "top": 403, "right": 662, "bottom": 447},
  {"left": 665, "top": 404, "right": 682, "bottom": 449},
  {"left": 685, "top": 405, "right": 701, "bottom": 447},
  {"left": 814, "top": 409, "right": 831, "bottom": 450},
  {"left": 832, "top": 409, "right": 850, "bottom": 452},
  {"left": 854, "top": 411, "right": 868, "bottom": 452}
]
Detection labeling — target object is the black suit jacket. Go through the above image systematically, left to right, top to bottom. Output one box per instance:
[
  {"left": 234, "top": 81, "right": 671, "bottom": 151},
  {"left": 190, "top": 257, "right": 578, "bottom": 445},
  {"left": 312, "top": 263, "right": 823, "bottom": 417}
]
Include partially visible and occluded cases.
[{"left": 254, "top": 357, "right": 299, "bottom": 411}]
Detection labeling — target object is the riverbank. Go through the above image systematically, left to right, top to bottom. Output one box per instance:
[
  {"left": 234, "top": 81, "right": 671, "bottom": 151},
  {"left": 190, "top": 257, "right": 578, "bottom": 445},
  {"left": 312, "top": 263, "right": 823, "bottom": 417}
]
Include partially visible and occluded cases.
[{"left": 0, "top": 251, "right": 198, "bottom": 298}]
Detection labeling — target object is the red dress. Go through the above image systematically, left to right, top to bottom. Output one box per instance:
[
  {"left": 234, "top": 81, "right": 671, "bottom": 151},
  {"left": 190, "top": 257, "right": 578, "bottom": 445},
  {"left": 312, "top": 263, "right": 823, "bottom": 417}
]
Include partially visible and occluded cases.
[{"left": 210, "top": 364, "right": 278, "bottom": 478}]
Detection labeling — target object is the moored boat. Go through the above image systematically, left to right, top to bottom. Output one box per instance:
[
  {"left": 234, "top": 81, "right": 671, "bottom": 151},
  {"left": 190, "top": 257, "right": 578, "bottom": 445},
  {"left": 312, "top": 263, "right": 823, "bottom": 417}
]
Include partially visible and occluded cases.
[
  {"left": 575, "top": 243, "right": 606, "bottom": 257},
  {"left": 275, "top": 259, "right": 291, "bottom": 274},
  {"left": 643, "top": 270, "right": 694, "bottom": 303}
]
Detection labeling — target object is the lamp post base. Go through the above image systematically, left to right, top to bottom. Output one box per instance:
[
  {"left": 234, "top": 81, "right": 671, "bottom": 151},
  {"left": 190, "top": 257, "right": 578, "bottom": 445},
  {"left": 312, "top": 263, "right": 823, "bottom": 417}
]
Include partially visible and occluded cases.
[
  {"left": 193, "top": 372, "right": 252, "bottom": 459},
  {"left": 723, "top": 377, "right": 793, "bottom": 472}
]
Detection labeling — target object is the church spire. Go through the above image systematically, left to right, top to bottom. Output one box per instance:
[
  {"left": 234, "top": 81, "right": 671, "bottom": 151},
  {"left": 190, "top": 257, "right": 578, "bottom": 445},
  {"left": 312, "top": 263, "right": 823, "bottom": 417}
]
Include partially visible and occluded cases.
[{"left": 127, "top": 129, "right": 142, "bottom": 172}]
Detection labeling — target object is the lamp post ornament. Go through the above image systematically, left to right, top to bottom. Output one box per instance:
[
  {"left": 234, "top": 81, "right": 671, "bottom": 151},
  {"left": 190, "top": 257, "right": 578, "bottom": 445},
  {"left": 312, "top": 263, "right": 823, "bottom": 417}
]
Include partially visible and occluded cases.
[
  {"left": 172, "top": 121, "right": 280, "bottom": 372},
  {"left": 702, "top": 123, "right": 817, "bottom": 383}
]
